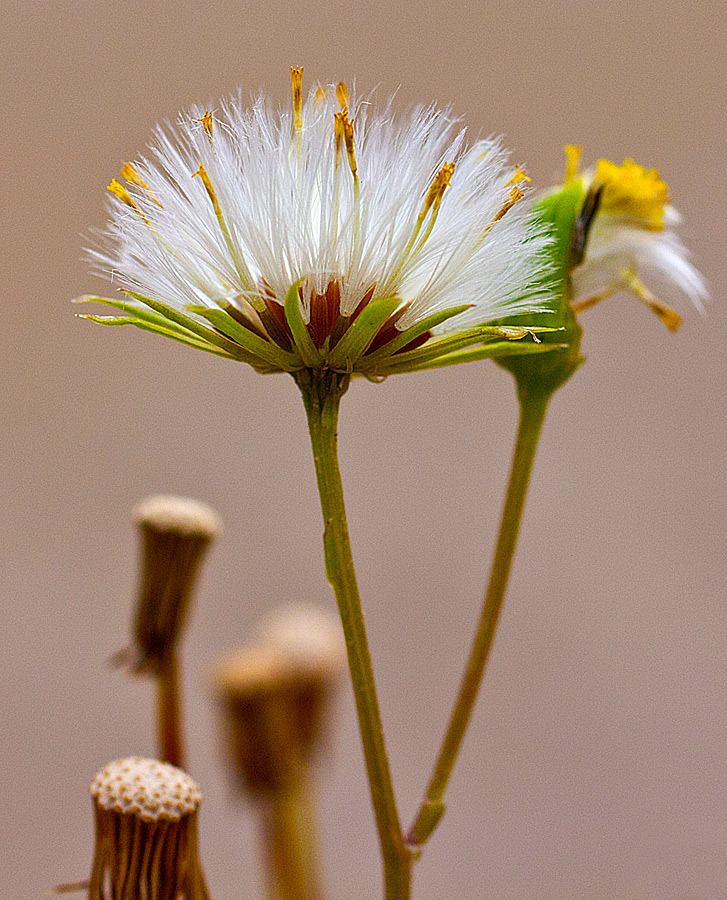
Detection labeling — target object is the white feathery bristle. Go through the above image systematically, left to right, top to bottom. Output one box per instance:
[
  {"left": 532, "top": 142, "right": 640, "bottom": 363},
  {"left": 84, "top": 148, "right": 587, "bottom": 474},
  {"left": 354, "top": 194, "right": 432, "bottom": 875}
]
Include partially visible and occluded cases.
[{"left": 91, "top": 82, "right": 553, "bottom": 343}]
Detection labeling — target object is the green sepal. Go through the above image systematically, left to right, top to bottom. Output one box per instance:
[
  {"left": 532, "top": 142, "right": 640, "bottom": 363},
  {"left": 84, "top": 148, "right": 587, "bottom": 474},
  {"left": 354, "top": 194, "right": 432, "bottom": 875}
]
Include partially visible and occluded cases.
[
  {"left": 538, "top": 179, "right": 587, "bottom": 289},
  {"left": 283, "top": 281, "right": 324, "bottom": 367},
  {"left": 123, "top": 291, "right": 255, "bottom": 359},
  {"left": 77, "top": 295, "right": 276, "bottom": 369},
  {"left": 75, "top": 296, "right": 225, "bottom": 345},
  {"left": 325, "top": 296, "right": 399, "bottom": 371},
  {"left": 73, "top": 297, "right": 206, "bottom": 340},
  {"left": 188, "top": 304, "right": 299, "bottom": 371},
  {"left": 357, "top": 304, "right": 472, "bottom": 369},
  {"left": 77, "top": 314, "right": 244, "bottom": 360},
  {"left": 369, "top": 324, "right": 559, "bottom": 374},
  {"left": 376, "top": 337, "right": 563, "bottom": 375}
]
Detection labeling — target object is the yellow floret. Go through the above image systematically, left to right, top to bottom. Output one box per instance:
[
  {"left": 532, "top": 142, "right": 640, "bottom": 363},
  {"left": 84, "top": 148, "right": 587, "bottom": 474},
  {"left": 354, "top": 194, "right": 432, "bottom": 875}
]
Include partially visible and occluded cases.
[
  {"left": 563, "top": 144, "right": 582, "bottom": 183},
  {"left": 596, "top": 157, "right": 669, "bottom": 229}
]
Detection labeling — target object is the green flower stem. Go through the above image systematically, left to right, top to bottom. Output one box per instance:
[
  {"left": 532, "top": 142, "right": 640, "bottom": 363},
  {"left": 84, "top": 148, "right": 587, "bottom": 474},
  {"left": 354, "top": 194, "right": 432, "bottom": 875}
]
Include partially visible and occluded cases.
[
  {"left": 296, "top": 370, "right": 411, "bottom": 900},
  {"left": 407, "top": 385, "right": 551, "bottom": 850},
  {"left": 157, "top": 651, "right": 185, "bottom": 768}
]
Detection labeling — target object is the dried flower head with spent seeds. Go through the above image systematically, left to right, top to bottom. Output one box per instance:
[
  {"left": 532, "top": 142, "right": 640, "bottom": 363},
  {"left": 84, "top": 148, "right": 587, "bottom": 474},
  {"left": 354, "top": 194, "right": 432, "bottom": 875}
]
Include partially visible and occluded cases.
[
  {"left": 79, "top": 69, "right": 559, "bottom": 378},
  {"left": 131, "top": 495, "right": 221, "bottom": 675},
  {"left": 258, "top": 603, "right": 345, "bottom": 670},
  {"left": 211, "top": 606, "right": 345, "bottom": 797},
  {"left": 88, "top": 757, "right": 209, "bottom": 900}
]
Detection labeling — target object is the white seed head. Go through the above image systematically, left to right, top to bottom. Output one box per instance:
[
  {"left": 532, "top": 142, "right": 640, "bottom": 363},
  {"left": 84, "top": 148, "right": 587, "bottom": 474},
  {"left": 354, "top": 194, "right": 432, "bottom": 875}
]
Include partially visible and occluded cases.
[
  {"left": 85, "top": 77, "right": 556, "bottom": 377},
  {"left": 134, "top": 495, "right": 222, "bottom": 538},
  {"left": 90, "top": 757, "right": 202, "bottom": 822}
]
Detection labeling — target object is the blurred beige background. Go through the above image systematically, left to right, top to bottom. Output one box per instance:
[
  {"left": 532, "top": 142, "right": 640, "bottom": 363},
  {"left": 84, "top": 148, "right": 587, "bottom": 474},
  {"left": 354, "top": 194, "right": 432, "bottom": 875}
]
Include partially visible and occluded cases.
[{"left": 1, "top": 0, "right": 726, "bottom": 898}]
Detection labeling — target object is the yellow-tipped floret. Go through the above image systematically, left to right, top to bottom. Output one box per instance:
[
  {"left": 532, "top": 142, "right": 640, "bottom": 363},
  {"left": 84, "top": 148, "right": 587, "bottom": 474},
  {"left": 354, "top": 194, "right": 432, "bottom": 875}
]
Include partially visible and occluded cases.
[
  {"left": 290, "top": 66, "right": 304, "bottom": 133},
  {"left": 196, "top": 110, "right": 214, "bottom": 141},
  {"left": 564, "top": 144, "right": 582, "bottom": 183},
  {"left": 596, "top": 158, "right": 669, "bottom": 229}
]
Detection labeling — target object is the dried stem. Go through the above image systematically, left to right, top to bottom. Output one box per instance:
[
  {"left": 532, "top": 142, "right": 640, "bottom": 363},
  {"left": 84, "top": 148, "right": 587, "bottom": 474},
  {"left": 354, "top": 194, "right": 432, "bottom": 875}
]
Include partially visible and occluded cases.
[{"left": 157, "top": 651, "right": 185, "bottom": 768}]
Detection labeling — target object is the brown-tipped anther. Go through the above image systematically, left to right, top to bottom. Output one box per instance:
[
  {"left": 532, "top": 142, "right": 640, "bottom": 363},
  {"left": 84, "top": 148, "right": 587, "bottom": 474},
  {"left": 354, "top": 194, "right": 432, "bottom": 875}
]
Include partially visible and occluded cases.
[
  {"left": 291, "top": 66, "right": 304, "bottom": 133},
  {"left": 335, "top": 81, "right": 349, "bottom": 111},
  {"left": 196, "top": 110, "right": 214, "bottom": 141},
  {"left": 334, "top": 110, "right": 357, "bottom": 179},
  {"left": 334, "top": 111, "right": 346, "bottom": 164},
  {"left": 342, "top": 115, "right": 357, "bottom": 177},
  {"left": 120, "top": 163, "right": 151, "bottom": 191},
  {"left": 121, "top": 163, "right": 163, "bottom": 208},
  {"left": 107, "top": 178, "right": 136, "bottom": 208},
  {"left": 107, "top": 178, "right": 152, "bottom": 224},
  {"left": 107, "top": 178, "right": 153, "bottom": 224},
  {"left": 479, "top": 185, "right": 524, "bottom": 244},
  {"left": 507, "top": 185, "right": 525, "bottom": 206},
  {"left": 623, "top": 269, "right": 683, "bottom": 332},
  {"left": 131, "top": 495, "right": 221, "bottom": 676},
  {"left": 210, "top": 606, "right": 344, "bottom": 798},
  {"left": 88, "top": 757, "right": 210, "bottom": 900}
]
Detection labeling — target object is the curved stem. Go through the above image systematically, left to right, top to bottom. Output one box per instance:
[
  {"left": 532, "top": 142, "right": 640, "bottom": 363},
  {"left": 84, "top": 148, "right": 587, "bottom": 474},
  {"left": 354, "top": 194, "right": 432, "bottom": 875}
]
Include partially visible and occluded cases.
[
  {"left": 296, "top": 370, "right": 411, "bottom": 900},
  {"left": 407, "top": 387, "right": 551, "bottom": 850},
  {"left": 157, "top": 651, "right": 185, "bottom": 768}
]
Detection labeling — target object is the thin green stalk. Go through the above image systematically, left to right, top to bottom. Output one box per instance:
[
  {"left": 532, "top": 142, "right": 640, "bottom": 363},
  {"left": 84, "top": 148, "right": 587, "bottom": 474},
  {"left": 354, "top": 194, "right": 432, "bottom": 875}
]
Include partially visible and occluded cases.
[
  {"left": 296, "top": 370, "right": 411, "bottom": 900},
  {"left": 407, "top": 386, "right": 551, "bottom": 850}
]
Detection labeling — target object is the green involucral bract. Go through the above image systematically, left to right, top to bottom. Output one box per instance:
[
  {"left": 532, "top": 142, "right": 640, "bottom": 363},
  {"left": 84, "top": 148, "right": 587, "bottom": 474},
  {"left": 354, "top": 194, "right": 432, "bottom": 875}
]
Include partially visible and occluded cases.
[
  {"left": 496, "top": 180, "right": 586, "bottom": 397},
  {"left": 78, "top": 284, "right": 563, "bottom": 379}
]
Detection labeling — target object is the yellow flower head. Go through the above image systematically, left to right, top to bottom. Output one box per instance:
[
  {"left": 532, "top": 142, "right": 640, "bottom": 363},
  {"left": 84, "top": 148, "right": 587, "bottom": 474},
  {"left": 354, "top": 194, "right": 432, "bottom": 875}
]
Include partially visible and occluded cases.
[
  {"left": 554, "top": 147, "right": 707, "bottom": 331},
  {"left": 595, "top": 158, "right": 669, "bottom": 229}
]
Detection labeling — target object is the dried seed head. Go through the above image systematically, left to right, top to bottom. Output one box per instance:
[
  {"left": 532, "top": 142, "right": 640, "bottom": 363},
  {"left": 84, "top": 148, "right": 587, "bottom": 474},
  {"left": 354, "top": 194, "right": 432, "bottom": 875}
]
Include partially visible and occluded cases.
[
  {"left": 130, "top": 495, "right": 221, "bottom": 675},
  {"left": 134, "top": 495, "right": 222, "bottom": 539},
  {"left": 258, "top": 604, "right": 345, "bottom": 672},
  {"left": 210, "top": 606, "right": 344, "bottom": 798},
  {"left": 90, "top": 757, "right": 201, "bottom": 822},
  {"left": 88, "top": 758, "right": 209, "bottom": 900}
]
